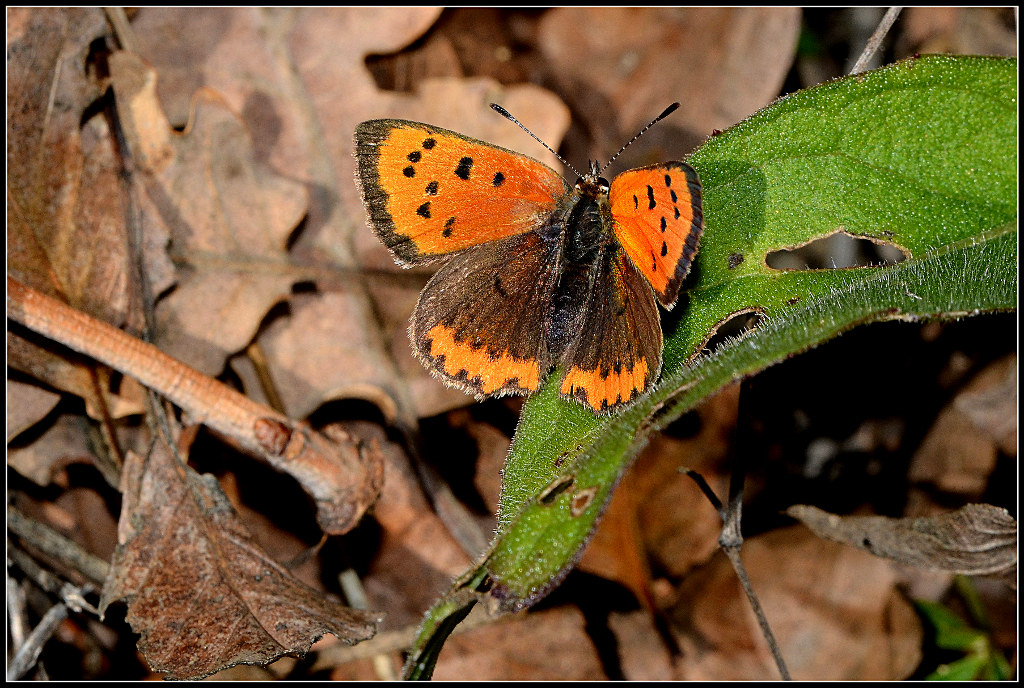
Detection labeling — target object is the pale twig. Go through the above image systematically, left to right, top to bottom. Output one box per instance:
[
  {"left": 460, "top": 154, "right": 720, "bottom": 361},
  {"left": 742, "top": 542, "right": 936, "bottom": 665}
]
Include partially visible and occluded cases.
[
  {"left": 849, "top": 7, "right": 903, "bottom": 75},
  {"left": 8, "top": 506, "right": 111, "bottom": 586},
  {"left": 338, "top": 568, "right": 399, "bottom": 680},
  {"left": 6, "top": 602, "right": 69, "bottom": 680}
]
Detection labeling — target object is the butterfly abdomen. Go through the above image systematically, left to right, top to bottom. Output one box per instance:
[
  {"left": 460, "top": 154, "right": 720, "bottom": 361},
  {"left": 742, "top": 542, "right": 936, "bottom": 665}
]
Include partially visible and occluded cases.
[{"left": 544, "top": 193, "right": 609, "bottom": 360}]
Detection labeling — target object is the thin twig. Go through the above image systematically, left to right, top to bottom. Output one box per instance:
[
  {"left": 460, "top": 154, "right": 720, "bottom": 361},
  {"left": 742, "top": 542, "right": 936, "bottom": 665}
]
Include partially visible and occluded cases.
[
  {"left": 102, "top": 7, "right": 138, "bottom": 54},
  {"left": 849, "top": 7, "right": 903, "bottom": 75},
  {"left": 682, "top": 379, "right": 791, "bottom": 680},
  {"left": 8, "top": 506, "right": 111, "bottom": 586},
  {"left": 7, "top": 547, "right": 100, "bottom": 615},
  {"left": 338, "top": 568, "right": 399, "bottom": 680},
  {"left": 6, "top": 572, "right": 29, "bottom": 651},
  {"left": 5, "top": 602, "right": 69, "bottom": 681}
]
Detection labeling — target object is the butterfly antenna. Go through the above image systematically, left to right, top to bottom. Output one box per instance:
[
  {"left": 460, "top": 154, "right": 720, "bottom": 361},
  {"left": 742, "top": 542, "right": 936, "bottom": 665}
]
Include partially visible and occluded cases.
[
  {"left": 599, "top": 102, "right": 680, "bottom": 174},
  {"left": 490, "top": 103, "right": 582, "bottom": 178}
]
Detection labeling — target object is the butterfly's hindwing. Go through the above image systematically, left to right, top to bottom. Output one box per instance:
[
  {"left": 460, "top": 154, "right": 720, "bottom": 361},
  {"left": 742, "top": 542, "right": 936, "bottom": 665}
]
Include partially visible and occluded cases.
[
  {"left": 411, "top": 231, "right": 561, "bottom": 398},
  {"left": 557, "top": 246, "right": 662, "bottom": 413}
]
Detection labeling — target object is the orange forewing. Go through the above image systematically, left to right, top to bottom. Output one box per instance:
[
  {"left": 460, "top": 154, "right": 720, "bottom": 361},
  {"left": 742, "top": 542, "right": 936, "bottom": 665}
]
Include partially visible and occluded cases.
[
  {"left": 355, "top": 120, "right": 569, "bottom": 265},
  {"left": 608, "top": 162, "right": 703, "bottom": 308}
]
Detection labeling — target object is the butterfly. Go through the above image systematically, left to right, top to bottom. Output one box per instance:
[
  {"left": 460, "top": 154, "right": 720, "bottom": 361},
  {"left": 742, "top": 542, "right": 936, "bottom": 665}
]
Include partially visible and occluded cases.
[{"left": 354, "top": 104, "right": 703, "bottom": 413}]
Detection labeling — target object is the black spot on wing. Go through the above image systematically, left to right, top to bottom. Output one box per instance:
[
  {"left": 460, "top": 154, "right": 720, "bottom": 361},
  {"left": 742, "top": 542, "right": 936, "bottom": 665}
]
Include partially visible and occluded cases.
[{"left": 455, "top": 157, "right": 474, "bottom": 180}]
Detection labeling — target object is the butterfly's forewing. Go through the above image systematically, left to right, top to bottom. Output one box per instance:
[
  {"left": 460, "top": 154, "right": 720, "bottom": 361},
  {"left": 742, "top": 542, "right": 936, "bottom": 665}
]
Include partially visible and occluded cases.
[
  {"left": 355, "top": 120, "right": 570, "bottom": 266},
  {"left": 608, "top": 162, "right": 703, "bottom": 308},
  {"left": 411, "top": 231, "right": 560, "bottom": 399},
  {"left": 557, "top": 247, "right": 662, "bottom": 413}
]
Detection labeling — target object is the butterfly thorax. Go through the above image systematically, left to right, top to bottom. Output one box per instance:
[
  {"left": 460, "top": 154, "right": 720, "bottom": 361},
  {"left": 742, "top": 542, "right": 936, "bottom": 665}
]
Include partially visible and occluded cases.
[{"left": 543, "top": 176, "right": 615, "bottom": 359}]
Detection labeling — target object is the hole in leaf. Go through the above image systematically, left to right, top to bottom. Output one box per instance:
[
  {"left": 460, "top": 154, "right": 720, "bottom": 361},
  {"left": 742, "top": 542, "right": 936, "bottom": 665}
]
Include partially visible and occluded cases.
[
  {"left": 765, "top": 230, "right": 908, "bottom": 270},
  {"left": 697, "top": 307, "right": 764, "bottom": 356},
  {"left": 538, "top": 474, "right": 575, "bottom": 505}
]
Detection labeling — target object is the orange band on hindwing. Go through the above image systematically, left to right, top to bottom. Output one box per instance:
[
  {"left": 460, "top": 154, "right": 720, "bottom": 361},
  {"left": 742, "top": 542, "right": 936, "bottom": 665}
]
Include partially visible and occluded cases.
[
  {"left": 556, "top": 248, "right": 663, "bottom": 413},
  {"left": 424, "top": 323, "right": 541, "bottom": 395},
  {"left": 559, "top": 356, "right": 650, "bottom": 410}
]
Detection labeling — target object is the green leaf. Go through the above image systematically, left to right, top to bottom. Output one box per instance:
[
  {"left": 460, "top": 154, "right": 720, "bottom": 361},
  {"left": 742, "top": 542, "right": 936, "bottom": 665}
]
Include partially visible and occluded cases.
[
  {"left": 404, "top": 55, "right": 1016, "bottom": 677},
  {"left": 915, "top": 599, "right": 1012, "bottom": 681},
  {"left": 915, "top": 600, "right": 986, "bottom": 652},
  {"left": 927, "top": 654, "right": 988, "bottom": 681}
]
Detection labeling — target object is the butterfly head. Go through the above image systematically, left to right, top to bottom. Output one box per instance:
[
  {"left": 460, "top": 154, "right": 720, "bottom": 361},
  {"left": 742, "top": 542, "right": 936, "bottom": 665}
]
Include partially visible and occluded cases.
[{"left": 574, "top": 160, "right": 610, "bottom": 199}]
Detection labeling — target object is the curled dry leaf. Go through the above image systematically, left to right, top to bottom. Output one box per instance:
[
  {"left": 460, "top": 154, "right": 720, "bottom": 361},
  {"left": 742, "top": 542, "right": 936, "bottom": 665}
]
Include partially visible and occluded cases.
[
  {"left": 99, "top": 440, "right": 380, "bottom": 680},
  {"left": 787, "top": 503, "right": 1017, "bottom": 583}
]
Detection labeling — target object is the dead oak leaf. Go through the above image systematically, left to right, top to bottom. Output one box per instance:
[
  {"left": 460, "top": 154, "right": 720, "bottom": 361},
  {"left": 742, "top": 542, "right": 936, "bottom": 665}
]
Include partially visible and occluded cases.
[
  {"left": 126, "top": 9, "right": 571, "bottom": 420},
  {"left": 109, "top": 50, "right": 307, "bottom": 377},
  {"left": 99, "top": 439, "right": 379, "bottom": 680}
]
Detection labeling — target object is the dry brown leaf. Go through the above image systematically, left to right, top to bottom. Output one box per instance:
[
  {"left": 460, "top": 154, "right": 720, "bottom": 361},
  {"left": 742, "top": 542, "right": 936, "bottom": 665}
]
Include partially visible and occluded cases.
[
  {"left": 7, "top": 7, "right": 121, "bottom": 311},
  {"left": 900, "top": 7, "right": 1017, "bottom": 58},
  {"left": 6, "top": 8, "right": 150, "bottom": 426},
  {"left": 537, "top": 8, "right": 801, "bottom": 149},
  {"left": 287, "top": 9, "right": 570, "bottom": 418},
  {"left": 107, "top": 50, "right": 307, "bottom": 377},
  {"left": 254, "top": 290, "right": 403, "bottom": 421},
  {"left": 909, "top": 354, "right": 1016, "bottom": 500},
  {"left": 6, "top": 379, "right": 61, "bottom": 443},
  {"left": 578, "top": 384, "right": 739, "bottom": 602},
  {"left": 7, "top": 412, "right": 94, "bottom": 487},
  {"left": 356, "top": 421, "right": 475, "bottom": 629},
  {"left": 99, "top": 439, "right": 379, "bottom": 680},
  {"left": 787, "top": 503, "right": 1017, "bottom": 582},
  {"left": 669, "top": 526, "right": 922, "bottom": 680},
  {"left": 429, "top": 606, "right": 606, "bottom": 681},
  {"left": 607, "top": 609, "right": 677, "bottom": 680}
]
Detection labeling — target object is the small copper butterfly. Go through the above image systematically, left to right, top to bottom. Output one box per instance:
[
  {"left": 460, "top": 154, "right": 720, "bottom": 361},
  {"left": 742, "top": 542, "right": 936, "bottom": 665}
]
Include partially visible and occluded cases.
[{"left": 354, "top": 104, "right": 703, "bottom": 413}]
